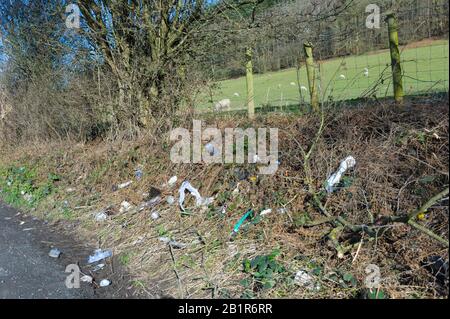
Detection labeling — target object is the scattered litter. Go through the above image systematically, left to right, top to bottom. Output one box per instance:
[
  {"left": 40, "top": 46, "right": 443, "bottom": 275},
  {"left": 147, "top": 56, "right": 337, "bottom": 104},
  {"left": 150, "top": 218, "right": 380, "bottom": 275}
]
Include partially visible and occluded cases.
[
  {"left": 339, "top": 74, "right": 346, "bottom": 79},
  {"left": 290, "top": 82, "right": 297, "bottom": 86},
  {"left": 300, "top": 86, "right": 308, "bottom": 91},
  {"left": 233, "top": 92, "right": 240, "bottom": 97},
  {"left": 205, "top": 143, "right": 220, "bottom": 156},
  {"left": 325, "top": 156, "right": 356, "bottom": 193},
  {"left": 135, "top": 168, "right": 143, "bottom": 180},
  {"left": 167, "top": 176, "right": 178, "bottom": 188},
  {"left": 117, "top": 181, "right": 133, "bottom": 189},
  {"left": 178, "top": 181, "right": 213, "bottom": 211},
  {"left": 66, "top": 187, "right": 76, "bottom": 193},
  {"left": 139, "top": 196, "right": 161, "bottom": 211},
  {"left": 166, "top": 196, "right": 175, "bottom": 205},
  {"left": 63, "top": 200, "right": 69, "bottom": 207},
  {"left": 119, "top": 201, "right": 133, "bottom": 213},
  {"left": 260, "top": 208, "right": 272, "bottom": 216},
  {"left": 277, "top": 208, "right": 288, "bottom": 214},
  {"left": 231, "top": 209, "right": 254, "bottom": 237},
  {"left": 95, "top": 211, "right": 108, "bottom": 222},
  {"left": 151, "top": 211, "right": 160, "bottom": 220},
  {"left": 19, "top": 221, "right": 25, "bottom": 225},
  {"left": 22, "top": 228, "right": 34, "bottom": 231},
  {"left": 159, "top": 236, "right": 170, "bottom": 244},
  {"left": 158, "top": 237, "right": 187, "bottom": 249},
  {"left": 169, "top": 240, "right": 187, "bottom": 249},
  {"left": 49, "top": 248, "right": 61, "bottom": 258},
  {"left": 87, "top": 249, "right": 112, "bottom": 264},
  {"left": 92, "top": 263, "right": 105, "bottom": 272},
  {"left": 294, "top": 270, "right": 316, "bottom": 290},
  {"left": 81, "top": 275, "right": 93, "bottom": 283},
  {"left": 99, "top": 279, "right": 111, "bottom": 287}
]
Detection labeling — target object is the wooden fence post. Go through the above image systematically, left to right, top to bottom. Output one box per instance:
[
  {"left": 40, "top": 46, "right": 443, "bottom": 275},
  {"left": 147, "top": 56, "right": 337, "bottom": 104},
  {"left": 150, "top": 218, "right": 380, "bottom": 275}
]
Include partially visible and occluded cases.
[
  {"left": 386, "top": 13, "right": 404, "bottom": 104},
  {"left": 303, "top": 42, "right": 319, "bottom": 112},
  {"left": 246, "top": 47, "right": 255, "bottom": 120}
]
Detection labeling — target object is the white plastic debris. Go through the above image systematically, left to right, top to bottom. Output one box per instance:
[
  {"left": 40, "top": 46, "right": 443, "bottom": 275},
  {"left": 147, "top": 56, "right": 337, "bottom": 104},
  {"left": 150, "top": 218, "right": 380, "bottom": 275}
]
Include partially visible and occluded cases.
[
  {"left": 339, "top": 74, "right": 346, "bottom": 79},
  {"left": 290, "top": 82, "right": 297, "bottom": 86},
  {"left": 300, "top": 86, "right": 308, "bottom": 91},
  {"left": 233, "top": 92, "right": 240, "bottom": 97},
  {"left": 205, "top": 143, "right": 219, "bottom": 156},
  {"left": 325, "top": 156, "right": 356, "bottom": 193},
  {"left": 135, "top": 168, "right": 143, "bottom": 180},
  {"left": 167, "top": 176, "right": 178, "bottom": 187},
  {"left": 117, "top": 181, "right": 133, "bottom": 189},
  {"left": 178, "top": 181, "right": 213, "bottom": 211},
  {"left": 23, "top": 194, "right": 33, "bottom": 202},
  {"left": 166, "top": 196, "right": 175, "bottom": 205},
  {"left": 119, "top": 201, "right": 132, "bottom": 213},
  {"left": 277, "top": 208, "right": 288, "bottom": 214},
  {"left": 260, "top": 209, "right": 272, "bottom": 216},
  {"left": 95, "top": 211, "right": 108, "bottom": 222},
  {"left": 151, "top": 211, "right": 160, "bottom": 220},
  {"left": 158, "top": 236, "right": 171, "bottom": 244},
  {"left": 158, "top": 237, "right": 187, "bottom": 249},
  {"left": 49, "top": 248, "right": 61, "bottom": 258},
  {"left": 87, "top": 249, "right": 112, "bottom": 264},
  {"left": 92, "top": 263, "right": 105, "bottom": 272},
  {"left": 294, "top": 270, "right": 314, "bottom": 287},
  {"left": 81, "top": 275, "right": 93, "bottom": 283},
  {"left": 99, "top": 279, "right": 111, "bottom": 287}
]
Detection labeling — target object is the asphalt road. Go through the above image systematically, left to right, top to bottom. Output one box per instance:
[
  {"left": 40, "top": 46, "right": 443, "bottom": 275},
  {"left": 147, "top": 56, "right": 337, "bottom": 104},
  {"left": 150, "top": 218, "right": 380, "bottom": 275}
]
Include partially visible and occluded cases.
[
  {"left": 0, "top": 202, "right": 136, "bottom": 299},
  {"left": 0, "top": 202, "right": 95, "bottom": 298}
]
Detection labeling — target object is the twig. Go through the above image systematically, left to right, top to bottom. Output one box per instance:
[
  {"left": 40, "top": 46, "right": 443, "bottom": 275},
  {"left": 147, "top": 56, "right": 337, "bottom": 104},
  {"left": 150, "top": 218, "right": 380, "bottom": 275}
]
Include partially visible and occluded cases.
[{"left": 407, "top": 219, "right": 449, "bottom": 247}]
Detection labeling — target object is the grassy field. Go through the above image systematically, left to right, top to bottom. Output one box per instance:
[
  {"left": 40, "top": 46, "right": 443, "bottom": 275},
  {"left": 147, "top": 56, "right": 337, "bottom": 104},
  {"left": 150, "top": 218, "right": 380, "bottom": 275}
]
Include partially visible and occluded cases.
[{"left": 200, "top": 39, "right": 449, "bottom": 111}]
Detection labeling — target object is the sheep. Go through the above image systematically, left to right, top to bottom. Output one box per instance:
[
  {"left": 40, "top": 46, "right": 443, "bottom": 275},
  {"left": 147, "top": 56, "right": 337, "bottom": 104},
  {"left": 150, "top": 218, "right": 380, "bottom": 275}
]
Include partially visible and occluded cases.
[
  {"left": 363, "top": 68, "right": 369, "bottom": 77},
  {"left": 214, "top": 98, "right": 231, "bottom": 112}
]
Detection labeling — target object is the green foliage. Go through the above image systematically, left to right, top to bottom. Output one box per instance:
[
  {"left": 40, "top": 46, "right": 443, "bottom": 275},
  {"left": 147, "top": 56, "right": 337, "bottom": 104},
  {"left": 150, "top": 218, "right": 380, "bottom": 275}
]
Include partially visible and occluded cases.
[
  {"left": 0, "top": 165, "right": 59, "bottom": 207},
  {"left": 293, "top": 212, "right": 312, "bottom": 227},
  {"left": 242, "top": 249, "right": 285, "bottom": 289},
  {"left": 366, "top": 288, "right": 387, "bottom": 299}
]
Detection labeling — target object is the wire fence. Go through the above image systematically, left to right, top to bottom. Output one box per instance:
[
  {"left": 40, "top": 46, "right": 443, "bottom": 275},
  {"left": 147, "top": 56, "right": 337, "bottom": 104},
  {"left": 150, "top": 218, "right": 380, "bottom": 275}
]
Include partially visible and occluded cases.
[{"left": 204, "top": 2, "right": 449, "bottom": 112}]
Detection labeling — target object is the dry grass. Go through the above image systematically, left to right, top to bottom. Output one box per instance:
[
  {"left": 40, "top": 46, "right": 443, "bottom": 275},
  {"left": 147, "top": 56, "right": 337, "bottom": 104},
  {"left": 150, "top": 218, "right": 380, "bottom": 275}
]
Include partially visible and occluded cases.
[{"left": 0, "top": 95, "right": 448, "bottom": 299}]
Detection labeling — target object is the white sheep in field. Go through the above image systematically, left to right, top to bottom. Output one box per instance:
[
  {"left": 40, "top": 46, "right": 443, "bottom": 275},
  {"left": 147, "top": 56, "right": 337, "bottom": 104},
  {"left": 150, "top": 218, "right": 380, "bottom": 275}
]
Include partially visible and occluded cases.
[
  {"left": 363, "top": 68, "right": 369, "bottom": 77},
  {"left": 214, "top": 98, "right": 231, "bottom": 112}
]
